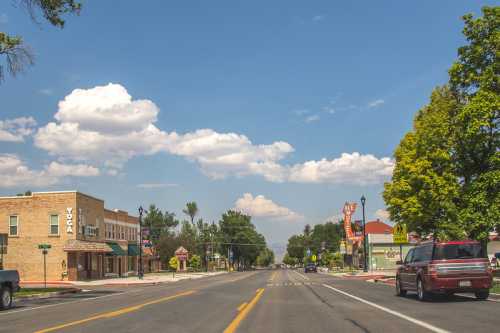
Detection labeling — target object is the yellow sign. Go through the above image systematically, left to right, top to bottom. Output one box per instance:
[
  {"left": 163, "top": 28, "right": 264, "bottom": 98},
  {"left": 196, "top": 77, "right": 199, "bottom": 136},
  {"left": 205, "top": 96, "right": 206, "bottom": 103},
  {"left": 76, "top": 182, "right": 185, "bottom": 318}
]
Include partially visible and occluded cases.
[
  {"left": 393, "top": 223, "right": 408, "bottom": 244},
  {"left": 311, "top": 254, "right": 317, "bottom": 262}
]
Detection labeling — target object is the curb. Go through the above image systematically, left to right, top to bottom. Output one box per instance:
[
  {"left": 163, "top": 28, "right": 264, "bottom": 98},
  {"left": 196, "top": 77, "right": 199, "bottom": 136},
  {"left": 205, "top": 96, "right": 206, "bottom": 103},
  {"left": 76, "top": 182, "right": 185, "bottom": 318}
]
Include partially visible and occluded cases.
[{"left": 15, "top": 288, "right": 81, "bottom": 300}]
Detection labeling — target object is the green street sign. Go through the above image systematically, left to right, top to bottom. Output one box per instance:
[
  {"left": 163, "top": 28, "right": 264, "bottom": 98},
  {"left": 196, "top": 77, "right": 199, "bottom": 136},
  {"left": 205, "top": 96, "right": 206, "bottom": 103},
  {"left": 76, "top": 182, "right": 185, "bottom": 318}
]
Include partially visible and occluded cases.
[{"left": 38, "top": 244, "right": 52, "bottom": 250}]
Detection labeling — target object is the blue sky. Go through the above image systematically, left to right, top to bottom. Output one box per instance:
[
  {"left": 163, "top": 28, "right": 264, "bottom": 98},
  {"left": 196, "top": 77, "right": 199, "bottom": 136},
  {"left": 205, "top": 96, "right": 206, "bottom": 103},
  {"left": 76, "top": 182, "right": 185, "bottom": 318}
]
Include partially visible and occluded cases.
[{"left": 0, "top": 1, "right": 495, "bottom": 257}]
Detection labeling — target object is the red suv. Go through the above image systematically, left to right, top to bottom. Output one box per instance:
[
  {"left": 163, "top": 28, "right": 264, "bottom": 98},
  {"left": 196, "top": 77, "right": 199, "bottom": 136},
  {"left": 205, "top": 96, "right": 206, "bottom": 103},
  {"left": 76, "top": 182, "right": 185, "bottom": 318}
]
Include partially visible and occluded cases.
[{"left": 396, "top": 240, "right": 492, "bottom": 301}]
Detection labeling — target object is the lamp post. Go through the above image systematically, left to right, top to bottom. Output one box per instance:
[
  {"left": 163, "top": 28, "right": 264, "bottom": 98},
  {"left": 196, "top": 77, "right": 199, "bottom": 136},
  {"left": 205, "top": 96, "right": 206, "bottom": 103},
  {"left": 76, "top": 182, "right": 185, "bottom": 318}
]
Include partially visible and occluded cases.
[
  {"left": 361, "top": 195, "right": 368, "bottom": 272},
  {"left": 138, "top": 206, "right": 144, "bottom": 280}
]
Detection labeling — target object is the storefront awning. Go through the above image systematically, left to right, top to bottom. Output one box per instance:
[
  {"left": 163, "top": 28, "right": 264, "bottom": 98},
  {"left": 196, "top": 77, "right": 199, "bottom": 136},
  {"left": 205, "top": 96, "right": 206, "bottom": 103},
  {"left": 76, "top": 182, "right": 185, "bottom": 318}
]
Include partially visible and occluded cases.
[
  {"left": 63, "top": 239, "right": 113, "bottom": 253},
  {"left": 106, "top": 242, "right": 127, "bottom": 256},
  {"left": 128, "top": 244, "right": 140, "bottom": 256}
]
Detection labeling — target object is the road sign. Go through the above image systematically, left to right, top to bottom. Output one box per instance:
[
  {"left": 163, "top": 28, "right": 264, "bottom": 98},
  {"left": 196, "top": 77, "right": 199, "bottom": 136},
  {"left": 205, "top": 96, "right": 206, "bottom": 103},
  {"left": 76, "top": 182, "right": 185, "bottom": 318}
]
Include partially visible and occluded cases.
[
  {"left": 393, "top": 224, "right": 408, "bottom": 244},
  {"left": 38, "top": 244, "right": 52, "bottom": 249},
  {"left": 311, "top": 254, "right": 317, "bottom": 262}
]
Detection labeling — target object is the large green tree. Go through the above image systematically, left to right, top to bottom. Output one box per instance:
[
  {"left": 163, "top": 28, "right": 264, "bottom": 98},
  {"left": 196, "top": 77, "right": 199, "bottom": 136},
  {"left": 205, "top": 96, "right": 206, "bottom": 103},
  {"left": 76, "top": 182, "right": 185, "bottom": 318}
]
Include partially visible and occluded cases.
[
  {"left": 0, "top": 0, "right": 81, "bottom": 81},
  {"left": 384, "top": 6, "right": 499, "bottom": 242},
  {"left": 384, "top": 87, "right": 462, "bottom": 239},
  {"left": 219, "top": 210, "right": 266, "bottom": 268}
]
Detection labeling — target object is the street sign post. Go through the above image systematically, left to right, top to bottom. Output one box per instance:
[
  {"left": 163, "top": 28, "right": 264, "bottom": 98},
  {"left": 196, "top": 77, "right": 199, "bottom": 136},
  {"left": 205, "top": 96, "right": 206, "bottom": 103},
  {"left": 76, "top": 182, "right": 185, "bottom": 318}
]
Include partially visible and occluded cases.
[
  {"left": 393, "top": 224, "right": 408, "bottom": 261},
  {"left": 38, "top": 244, "right": 51, "bottom": 288}
]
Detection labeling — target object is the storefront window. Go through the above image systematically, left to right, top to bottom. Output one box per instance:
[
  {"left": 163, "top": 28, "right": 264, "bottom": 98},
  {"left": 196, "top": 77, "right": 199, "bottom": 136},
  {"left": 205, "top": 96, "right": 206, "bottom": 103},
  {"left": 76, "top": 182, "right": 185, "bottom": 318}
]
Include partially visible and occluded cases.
[
  {"left": 49, "top": 214, "right": 59, "bottom": 235},
  {"left": 9, "top": 216, "right": 18, "bottom": 236}
]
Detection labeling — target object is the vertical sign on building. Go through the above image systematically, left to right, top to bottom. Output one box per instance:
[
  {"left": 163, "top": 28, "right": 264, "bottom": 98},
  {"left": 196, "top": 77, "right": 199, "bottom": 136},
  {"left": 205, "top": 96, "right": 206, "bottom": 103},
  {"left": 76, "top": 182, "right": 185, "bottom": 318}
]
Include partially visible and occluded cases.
[{"left": 66, "top": 207, "right": 74, "bottom": 233}]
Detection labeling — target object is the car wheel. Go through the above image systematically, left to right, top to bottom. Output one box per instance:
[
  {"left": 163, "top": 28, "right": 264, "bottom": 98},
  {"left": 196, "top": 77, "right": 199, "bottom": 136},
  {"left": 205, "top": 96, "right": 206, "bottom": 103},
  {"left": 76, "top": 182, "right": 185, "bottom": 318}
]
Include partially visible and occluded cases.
[
  {"left": 396, "top": 277, "right": 407, "bottom": 297},
  {"left": 417, "top": 278, "right": 430, "bottom": 301},
  {"left": 0, "top": 287, "right": 12, "bottom": 310},
  {"left": 475, "top": 290, "right": 489, "bottom": 300}
]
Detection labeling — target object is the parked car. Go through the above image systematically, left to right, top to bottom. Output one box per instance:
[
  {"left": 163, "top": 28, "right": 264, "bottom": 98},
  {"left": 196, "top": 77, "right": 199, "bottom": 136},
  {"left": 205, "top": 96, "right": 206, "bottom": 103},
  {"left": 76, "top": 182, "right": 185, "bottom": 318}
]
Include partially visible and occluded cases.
[
  {"left": 396, "top": 240, "right": 492, "bottom": 301},
  {"left": 304, "top": 263, "right": 317, "bottom": 273},
  {"left": 0, "top": 270, "right": 20, "bottom": 309}
]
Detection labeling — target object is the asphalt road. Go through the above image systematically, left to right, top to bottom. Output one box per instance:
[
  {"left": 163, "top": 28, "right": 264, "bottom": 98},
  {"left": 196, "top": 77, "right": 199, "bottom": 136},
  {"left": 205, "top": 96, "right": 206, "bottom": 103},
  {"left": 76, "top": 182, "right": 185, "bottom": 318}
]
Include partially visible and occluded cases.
[{"left": 1, "top": 270, "right": 499, "bottom": 333}]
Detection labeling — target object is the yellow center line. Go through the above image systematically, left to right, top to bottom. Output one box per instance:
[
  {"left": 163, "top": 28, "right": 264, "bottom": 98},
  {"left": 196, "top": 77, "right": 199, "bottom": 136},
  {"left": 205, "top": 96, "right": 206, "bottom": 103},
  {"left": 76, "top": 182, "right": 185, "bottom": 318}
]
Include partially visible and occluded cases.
[
  {"left": 224, "top": 288, "right": 265, "bottom": 333},
  {"left": 34, "top": 290, "right": 196, "bottom": 333},
  {"left": 237, "top": 302, "right": 248, "bottom": 312}
]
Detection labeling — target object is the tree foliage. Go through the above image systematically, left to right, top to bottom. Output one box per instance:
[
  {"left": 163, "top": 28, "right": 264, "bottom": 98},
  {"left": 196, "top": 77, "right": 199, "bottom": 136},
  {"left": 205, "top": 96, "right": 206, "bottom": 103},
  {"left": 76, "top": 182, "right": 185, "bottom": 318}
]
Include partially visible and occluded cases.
[
  {"left": 0, "top": 0, "right": 81, "bottom": 81},
  {"left": 384, "top": 6, "right": 499, "bottom": 242},
  {"left": 183, "top": 202, "right": 199, "bottom": 225},
  {"left": 285, "top": 221, "right": 343, "bottom": 264}
]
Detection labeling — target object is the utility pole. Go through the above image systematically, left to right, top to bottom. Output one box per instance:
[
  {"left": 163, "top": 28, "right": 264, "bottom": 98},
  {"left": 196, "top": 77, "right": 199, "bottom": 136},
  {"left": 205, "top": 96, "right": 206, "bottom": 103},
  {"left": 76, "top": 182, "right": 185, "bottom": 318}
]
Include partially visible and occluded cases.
[
  {"left": 361, "top": 195, "right": 368, "bottom": 272},
  {"left": 138, "top": 206, "right": 144, "bottom": 280}
]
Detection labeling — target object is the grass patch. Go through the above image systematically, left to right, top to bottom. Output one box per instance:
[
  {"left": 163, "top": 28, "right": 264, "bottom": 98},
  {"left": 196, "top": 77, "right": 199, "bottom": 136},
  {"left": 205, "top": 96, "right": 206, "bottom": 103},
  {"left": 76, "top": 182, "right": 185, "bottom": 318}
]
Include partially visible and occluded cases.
[
  {"left": 491, "top": 283, "right": 500, "bottom": 294},
  {"left": 16, "top": 288, "right": 68, "bottom": 297}
]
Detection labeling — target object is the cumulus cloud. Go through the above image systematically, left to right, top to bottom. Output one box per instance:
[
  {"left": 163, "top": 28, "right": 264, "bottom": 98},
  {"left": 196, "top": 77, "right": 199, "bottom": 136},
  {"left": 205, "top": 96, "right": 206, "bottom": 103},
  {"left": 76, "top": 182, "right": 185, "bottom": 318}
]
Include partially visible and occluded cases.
[
  {"left": 33, "top": 83, "right": 393, "bottom": 185},
  {"left": 368, "top": 99, "right": 385, "bottom": 108},
  {"left": 0, "top": 117, "right": 37, "bottom": 142},
  {"left": 287, "top": 152, "right": 394, "bottom": 185},
  {"left": 0, "top": 154, "right": 99, "bottom": 188},
  {"left": 234, "top": 193, "right": 303, "bottom": 221},
  {"left": 374, "top": 209, "right": 390, "bottom": 221}
]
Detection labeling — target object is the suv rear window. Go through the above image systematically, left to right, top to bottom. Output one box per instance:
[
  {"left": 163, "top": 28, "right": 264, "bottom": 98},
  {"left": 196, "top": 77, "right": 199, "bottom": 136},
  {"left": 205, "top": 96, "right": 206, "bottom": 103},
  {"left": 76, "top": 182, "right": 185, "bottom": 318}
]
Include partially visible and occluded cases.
[{"left": 433, "top": 243, "right": 485, "bottom": 260}]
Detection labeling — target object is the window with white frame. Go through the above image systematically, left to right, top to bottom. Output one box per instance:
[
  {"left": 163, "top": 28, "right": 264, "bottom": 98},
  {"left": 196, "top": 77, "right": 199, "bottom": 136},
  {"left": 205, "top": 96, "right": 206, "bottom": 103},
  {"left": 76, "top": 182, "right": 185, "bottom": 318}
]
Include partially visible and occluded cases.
[
  {"left": 49, "top": 214, "right": 59, "bottom": 235},
  {"left": 9, "top": 216, "right": 18, "bottom": 236}
]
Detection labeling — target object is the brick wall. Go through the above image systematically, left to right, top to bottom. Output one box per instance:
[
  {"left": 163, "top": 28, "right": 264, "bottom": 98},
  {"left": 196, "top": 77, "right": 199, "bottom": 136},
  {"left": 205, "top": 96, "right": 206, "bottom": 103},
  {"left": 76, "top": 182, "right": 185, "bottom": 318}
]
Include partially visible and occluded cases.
[{"left": 0, "top": 192, "right": 77, "bottom": 281}]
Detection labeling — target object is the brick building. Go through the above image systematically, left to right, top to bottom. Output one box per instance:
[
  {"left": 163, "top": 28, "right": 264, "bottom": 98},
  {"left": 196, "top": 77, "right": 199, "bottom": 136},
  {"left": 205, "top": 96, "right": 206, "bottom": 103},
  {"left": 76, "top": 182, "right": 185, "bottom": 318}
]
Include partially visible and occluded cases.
[{"left": 0, "top": 191, "right": 155, "bottom": 281}]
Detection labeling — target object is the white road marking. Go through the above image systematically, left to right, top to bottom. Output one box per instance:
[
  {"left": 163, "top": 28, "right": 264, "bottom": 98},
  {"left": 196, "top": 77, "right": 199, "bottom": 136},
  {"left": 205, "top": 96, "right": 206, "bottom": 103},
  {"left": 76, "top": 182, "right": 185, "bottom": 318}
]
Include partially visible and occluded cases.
[
  {"left": 292, "top": 270, "right": 310, "bottom": 280},
  {"left": 322, "top": 284, "right": 450, "bottom": 333},
  {"left": 2, "top": 289, "right": 143, "bottom": 317}
]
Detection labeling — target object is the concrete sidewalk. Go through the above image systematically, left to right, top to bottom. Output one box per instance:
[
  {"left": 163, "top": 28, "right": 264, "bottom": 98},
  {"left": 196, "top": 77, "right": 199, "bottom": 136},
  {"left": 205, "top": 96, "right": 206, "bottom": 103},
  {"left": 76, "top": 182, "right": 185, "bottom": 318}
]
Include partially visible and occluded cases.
[{"left": 21, "top": 271, "right": 227, "bottom": 287}]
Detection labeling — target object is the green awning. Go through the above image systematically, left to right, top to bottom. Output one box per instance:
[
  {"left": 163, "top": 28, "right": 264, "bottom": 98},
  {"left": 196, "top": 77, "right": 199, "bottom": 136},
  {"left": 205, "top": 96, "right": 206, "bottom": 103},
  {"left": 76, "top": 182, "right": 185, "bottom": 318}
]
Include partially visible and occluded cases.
[
  {"left": 106, "top": 242, "right": 127, "bottom": 256},
  {"left": 128, "top": 244, "right": 140, "bottom": 256}
]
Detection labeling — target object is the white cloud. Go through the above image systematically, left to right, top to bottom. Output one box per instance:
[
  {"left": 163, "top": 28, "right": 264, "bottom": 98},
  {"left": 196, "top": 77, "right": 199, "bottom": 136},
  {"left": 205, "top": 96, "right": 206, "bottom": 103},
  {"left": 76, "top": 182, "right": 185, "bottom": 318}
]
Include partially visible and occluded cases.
[
  {"left": 0, "top": 14, "right": 8, "bottom": 24},
  {"left": 312, "top": 15, "right": 325, "bottom": 22},
  {"left": 33, "top": 83, "right": 393, "bottom": 185},
  {"left": 368, "top": 99, "right": 385, "bottom": 108},
  {"left": 305, "top": 115, "right": 320, "bottom": 123},
  {"left": 0, "top": 117, "right": 37, "bottom": 142},
  {"left": 287, "top": 152, "right": 394, "bottom": 185},
  {"left": 0, "top": 154, "right": 99, "bottom": 188},
  {"left": 46, "top": 161, "right": 100, "bottom": 177},
  {"left": 137, "top": 183, "right": 178, "bottom": 189},
  {"left": 234, "top": 193, "right": 303, "bottom": 221},
  {"left": 374, "top": 209, "right": 390, "bottom": 221}
]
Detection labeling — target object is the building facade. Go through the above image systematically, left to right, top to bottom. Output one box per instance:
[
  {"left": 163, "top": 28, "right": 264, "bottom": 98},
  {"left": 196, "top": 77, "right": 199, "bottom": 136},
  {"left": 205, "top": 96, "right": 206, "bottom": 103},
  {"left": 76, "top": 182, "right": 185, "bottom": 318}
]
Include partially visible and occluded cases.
[{"left": 0, "top": 191, "right": 146, "bottom": 281}]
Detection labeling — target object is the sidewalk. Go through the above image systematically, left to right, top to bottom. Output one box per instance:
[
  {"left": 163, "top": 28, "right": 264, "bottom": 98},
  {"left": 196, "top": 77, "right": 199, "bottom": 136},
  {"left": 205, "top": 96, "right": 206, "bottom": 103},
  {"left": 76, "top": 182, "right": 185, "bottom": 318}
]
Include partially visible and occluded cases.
[{"left": 21, "top": 271, "right": 227, "bottom": 288}]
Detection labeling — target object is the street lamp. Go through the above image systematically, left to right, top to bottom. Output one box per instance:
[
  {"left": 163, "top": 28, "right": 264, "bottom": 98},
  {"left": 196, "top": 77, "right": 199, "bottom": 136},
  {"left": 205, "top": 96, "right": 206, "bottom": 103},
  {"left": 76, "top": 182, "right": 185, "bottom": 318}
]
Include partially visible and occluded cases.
[
  {"left": 361, "top": 195, "right": 368, "bottom": 272},
  {"left": 138, "top": 206, "right": 144, "bottom": 280}
]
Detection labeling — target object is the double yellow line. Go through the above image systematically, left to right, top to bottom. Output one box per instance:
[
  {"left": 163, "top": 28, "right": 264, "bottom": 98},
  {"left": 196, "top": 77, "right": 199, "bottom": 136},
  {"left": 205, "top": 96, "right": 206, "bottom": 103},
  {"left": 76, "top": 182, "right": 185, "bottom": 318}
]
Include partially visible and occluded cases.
[
  {"left": 224, "top": 288, "right": 265, "bottom": 333},
  {"left": 34, "top": 290, "right": 196, "bottom": 333}
]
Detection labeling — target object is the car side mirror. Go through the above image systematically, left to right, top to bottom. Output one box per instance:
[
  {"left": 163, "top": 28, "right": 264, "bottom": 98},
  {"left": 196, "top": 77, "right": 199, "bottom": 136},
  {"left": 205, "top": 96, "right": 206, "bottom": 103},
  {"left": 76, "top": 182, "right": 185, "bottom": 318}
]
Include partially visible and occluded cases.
[{"left": 396, "top": 260, "right": 403, "bottom": 265}]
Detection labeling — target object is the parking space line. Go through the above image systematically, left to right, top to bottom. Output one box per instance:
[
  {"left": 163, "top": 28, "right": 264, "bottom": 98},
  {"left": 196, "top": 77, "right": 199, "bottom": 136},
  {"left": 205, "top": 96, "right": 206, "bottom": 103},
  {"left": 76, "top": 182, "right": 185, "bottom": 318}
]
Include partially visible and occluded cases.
[{"left": 322, "top": 284, "right": 450, "bottom": 333}]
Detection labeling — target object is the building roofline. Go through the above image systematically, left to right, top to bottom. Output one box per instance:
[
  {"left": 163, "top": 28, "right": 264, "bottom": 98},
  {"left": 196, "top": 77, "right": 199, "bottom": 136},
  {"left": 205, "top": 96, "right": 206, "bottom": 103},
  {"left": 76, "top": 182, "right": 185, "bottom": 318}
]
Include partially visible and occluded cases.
[{"left": 0, "top": 190, "right": 104, "bottom": 202}]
